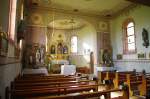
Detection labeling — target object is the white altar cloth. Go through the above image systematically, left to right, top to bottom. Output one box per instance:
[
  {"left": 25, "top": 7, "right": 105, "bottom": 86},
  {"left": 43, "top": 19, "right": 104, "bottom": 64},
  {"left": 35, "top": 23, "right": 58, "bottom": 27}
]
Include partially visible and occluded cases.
[
  {"left": 61, "top": 65, "right": 76, "bottom": 75},
  {"left": 23, "top": 67, "right": 48, "bottom": 75}
]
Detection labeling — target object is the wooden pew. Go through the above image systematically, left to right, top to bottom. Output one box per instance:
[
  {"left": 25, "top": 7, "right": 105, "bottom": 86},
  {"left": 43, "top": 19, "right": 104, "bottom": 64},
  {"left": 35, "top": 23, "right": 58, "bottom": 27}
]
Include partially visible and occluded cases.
[
  {"left": 98, "top": 71, "right": 107, "bottom": 83},
  {"left": 99, "top": 71, "right": 150, "bottom": 97},
  {"left": 113, "top": 71, "right": 134, "bottom": 89},
  {"left": 7, "top": 72, "right": 131, "bottom": 99},
  {"left": 113, "top": 72, "right": 145, "bottom": 96},
  {"left": 126, "top": 73, "right": 143, "bottom": 96},
  {"left": 141, "top": 73, "right": 150, "bottom": 98},
  {"left": 16, "top": 74, "right": 76, "bottom": 80},
  {"left": 8, "top": 75, "right": 98, "bottom": 99},
  {"left": 14, "top": 77, "right": 77, "bottom": 83},
  {"left": 11, "top": 80, "right": 97, "bottom": 90},
  {"left": 9, "top": 84, "right": 98, "bottom": 99},
  {"left": 26, "top": 88, "right": 129, "bottom": 99}
]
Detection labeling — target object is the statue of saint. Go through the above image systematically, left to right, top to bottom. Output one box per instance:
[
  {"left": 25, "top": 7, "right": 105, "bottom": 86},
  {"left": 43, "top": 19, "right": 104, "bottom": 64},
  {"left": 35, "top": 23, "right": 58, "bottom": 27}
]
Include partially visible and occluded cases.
[
  {"left": 142, "top": 28, "right": 149, "bottom": 48},
  {"left": 57, "top": 43, "right": 63, "bottom": 54},
  {"left": 50, "top": 45, "right": 55, "bottom": 54},
  {"left": 63, "top": 45, "right": 68, "bottom": 54},
  {"left": 40, "top": 47, "right": 45, "bottom": 63},
  {"left": 36, "top": 49, "right": 41, "bottom": 63},
  {"left": 102, "top": 49, "right": 113, "bottom": 66}
]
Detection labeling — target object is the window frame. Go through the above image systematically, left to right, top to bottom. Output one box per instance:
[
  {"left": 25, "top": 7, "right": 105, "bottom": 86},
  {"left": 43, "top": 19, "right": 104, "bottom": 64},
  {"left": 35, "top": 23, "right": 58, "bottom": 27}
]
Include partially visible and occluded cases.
[{"left": 123, "top": 18, "right": 136, "bottom": 54}]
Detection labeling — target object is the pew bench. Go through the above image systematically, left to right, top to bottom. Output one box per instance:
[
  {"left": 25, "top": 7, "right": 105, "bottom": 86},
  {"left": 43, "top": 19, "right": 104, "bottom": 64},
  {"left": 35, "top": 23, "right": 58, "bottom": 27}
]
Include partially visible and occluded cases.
[
  {"left": 8, "top": 84, "right": 99, "bottom": 99},
  {"left": 26, "top": 88, "right": 129, "bottom": 99}
]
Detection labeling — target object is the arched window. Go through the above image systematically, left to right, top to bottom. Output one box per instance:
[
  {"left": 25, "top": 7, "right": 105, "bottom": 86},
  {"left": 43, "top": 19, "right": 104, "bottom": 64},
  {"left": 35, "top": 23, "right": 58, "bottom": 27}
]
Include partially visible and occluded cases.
[
  {"left": 8, "top": 0, "right": 17, "bottom": 41},
  {"left": 123, "top": 19, "right": 136, "bottom": 54},
  {"left": 71, "top": 36, "right": 77, "bottom": 53}
]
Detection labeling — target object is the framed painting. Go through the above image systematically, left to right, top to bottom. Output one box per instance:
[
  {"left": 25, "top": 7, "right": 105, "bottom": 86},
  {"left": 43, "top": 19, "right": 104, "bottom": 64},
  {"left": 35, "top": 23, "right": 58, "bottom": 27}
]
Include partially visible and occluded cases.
[
  {"left": 63, "top": 45, "right": 68, "bottom": 54},
  {"left": 138, "top": 53, "right": 146, "bottom": 59},
  {"left": 117, "top": 54, "right": 122, "bottom": 60}
]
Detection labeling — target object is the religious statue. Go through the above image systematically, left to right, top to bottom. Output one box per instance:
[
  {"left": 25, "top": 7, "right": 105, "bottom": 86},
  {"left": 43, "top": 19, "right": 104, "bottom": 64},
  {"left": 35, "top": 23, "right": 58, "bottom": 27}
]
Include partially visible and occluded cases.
[
  {"left": 142, "top": 28, "right": 149, "bottom": 48},
  {"left": 57, "top": 42, "right": 63, "bottom": 54},
  {"left": 50, "top": 45, "right": 55, "bottom": 54},
  {"left": 63, "top": 45, "right": 68, "bottom": 54},
  {"left": 40, "top": 47, "right": 45, "bottom": 64},
  {"left": 36, "top": 49, "right": 41, "bottom": 63},
  {"left": 102, "top": 49, "right": 113, "bottom": 66},
  {"left": 90, "top": 52, "right": 94, "bottom": 73}
]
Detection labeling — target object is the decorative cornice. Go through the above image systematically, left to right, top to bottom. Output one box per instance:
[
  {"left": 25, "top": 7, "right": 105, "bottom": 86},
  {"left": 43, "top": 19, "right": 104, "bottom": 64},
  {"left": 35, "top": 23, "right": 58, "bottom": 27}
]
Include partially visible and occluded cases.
[{"left": 113, "top": 59, "right": 150, "bottom": 63}]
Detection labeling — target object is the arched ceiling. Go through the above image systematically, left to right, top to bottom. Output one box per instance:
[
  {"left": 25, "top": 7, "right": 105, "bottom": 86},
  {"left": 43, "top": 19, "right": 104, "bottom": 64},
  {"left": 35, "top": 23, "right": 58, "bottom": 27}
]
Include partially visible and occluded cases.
[{"left": 26, "top": 0, "right": 136, "bottom": 18}]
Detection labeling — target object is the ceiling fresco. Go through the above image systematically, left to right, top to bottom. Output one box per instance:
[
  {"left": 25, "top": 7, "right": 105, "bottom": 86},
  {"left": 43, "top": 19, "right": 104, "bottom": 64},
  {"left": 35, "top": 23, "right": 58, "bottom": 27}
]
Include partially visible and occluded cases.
[
  {"left": 26, "top": 0, "right": 135, "bottom": 17},
  {"left": 48, "top": 19, "right": 85, "bottom": 30}
]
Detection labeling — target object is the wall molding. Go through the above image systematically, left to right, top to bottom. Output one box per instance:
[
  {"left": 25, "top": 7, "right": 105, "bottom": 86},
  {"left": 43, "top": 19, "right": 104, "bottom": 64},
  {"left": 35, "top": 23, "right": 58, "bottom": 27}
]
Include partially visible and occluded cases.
[{"left": 113, "top": 59, "right": 150, "bottom": 63}]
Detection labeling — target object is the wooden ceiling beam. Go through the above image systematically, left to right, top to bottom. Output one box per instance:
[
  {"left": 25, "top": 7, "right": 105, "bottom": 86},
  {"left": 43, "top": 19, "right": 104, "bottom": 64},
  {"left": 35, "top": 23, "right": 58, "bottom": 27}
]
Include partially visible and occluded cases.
[{"left": 126, "top": 0, "right": 150, "bottom": 6}]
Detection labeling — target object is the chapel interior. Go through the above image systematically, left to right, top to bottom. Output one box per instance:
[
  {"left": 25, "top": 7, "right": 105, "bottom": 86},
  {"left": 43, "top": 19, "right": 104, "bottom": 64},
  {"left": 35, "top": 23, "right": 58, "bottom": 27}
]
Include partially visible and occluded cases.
[{"left": 0, "top": 0, "right": 150, "bottom": 99}]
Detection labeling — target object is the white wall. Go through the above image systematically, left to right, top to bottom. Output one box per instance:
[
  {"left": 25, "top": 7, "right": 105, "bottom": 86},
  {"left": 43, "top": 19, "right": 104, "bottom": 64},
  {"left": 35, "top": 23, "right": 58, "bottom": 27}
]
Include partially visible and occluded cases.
[
  {"left": 110, "top": 5, "right": 150, "bottom": 72},
  {"left": 0, "top": 63, "right": 22, "bottom": 99}
]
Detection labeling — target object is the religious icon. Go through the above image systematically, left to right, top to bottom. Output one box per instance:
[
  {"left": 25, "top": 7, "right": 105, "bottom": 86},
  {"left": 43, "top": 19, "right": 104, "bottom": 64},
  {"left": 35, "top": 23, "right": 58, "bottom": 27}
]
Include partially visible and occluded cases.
[
  {"left": 57, "top": 43, "right": 63, "bottom": 54},
  {"left": 50, "top": 45, "right": 55, "bottom": 54},
  {"left": 63, "top": 45, "right": 68, "bottom": 54}
]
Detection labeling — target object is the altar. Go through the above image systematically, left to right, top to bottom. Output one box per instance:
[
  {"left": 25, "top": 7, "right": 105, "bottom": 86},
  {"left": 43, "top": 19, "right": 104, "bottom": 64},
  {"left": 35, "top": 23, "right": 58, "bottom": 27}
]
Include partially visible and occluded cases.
[
  {"left": 50, "top": 59, "right": 69, "bottom": 73},
  {"left": 61, "top": 65, "right": 76, "bottom": 75},
  {"left": 23, "top": 67, "right": 48, "bottom": 75}
]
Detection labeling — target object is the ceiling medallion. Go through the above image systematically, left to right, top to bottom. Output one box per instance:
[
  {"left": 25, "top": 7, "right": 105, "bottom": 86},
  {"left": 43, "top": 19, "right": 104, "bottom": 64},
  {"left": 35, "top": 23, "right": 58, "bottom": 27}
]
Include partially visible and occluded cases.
[
  {"left": 30, "top": 13, "right": 43, "bottom": 24},
  {"left": 99, "top": 21, "right": 108, "bottom": 31}
]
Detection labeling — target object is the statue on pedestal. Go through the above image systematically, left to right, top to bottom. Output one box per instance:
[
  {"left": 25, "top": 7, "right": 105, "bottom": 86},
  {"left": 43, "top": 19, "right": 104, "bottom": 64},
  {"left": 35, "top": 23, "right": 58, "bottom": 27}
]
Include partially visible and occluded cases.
[
  {"left": 40, "top": 47, "right": 45, "bottom": 64},
  {"left": 36, "top": 49, "right": 41, "bottom": 63},
  {"left": 102, "top": 49, "right": 113, "bottom": 66}
]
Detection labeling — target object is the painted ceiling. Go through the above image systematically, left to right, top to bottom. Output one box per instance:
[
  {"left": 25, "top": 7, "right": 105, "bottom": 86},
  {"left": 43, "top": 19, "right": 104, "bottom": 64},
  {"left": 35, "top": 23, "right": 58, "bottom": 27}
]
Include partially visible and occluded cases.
[
  {"left": 26, "top": 0, "right": 135, "bottom": 29},
  {"left": 28, "top": 0, "right": 134, "bottom": 17},
  {"left": 48, "top": 19, "right": 85, "bottom": 30}
]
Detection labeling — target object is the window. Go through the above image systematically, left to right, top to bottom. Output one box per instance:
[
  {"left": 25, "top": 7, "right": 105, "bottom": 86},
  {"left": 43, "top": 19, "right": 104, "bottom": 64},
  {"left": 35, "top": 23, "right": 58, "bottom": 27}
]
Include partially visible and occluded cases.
[
  {"left": 8, "top": 0, "right": 17, "bottom": 41},
  {"left": 123, "top": 19, "right": 136, "bottom": 54},
  {"left": 71, "top": 36, "right": 77, "bottom": 53}
]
